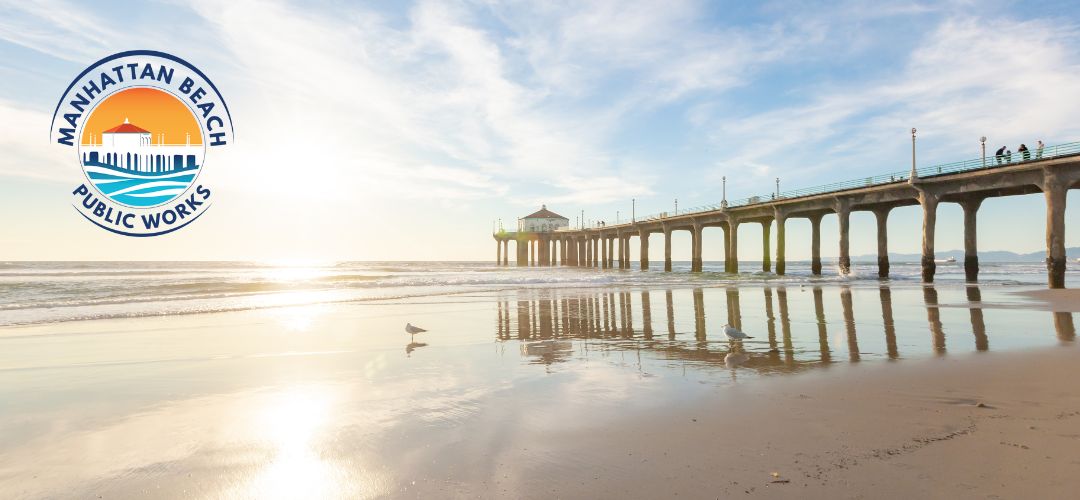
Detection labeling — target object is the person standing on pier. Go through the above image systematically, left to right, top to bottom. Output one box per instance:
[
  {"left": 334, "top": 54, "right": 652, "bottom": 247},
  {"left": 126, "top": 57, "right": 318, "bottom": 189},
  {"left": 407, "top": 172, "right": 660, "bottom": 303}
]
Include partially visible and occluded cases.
[
  {"left": 1036, "top": 140, "right": 1045, "bottom": 159},
  {"left": 1019, "top": 143, "right": 1030, "bottom": 161},
  {"left": 995, "top": 146, "right": 1006, "bottom": 165},
  {"left": 1005, "top": 148, "right": 1012, "bottom": 163}
]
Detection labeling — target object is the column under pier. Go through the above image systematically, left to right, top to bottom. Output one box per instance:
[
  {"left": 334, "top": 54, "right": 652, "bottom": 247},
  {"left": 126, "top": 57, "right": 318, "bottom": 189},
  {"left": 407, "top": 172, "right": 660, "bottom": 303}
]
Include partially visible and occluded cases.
[
  {"left": 1044, "top": 171, "right": 1068, "bottom": 288},
  {"left": 920, "top": 192, "right": 939, "bottom": 282},
  {"left": 960, "top": 198, "right": 982, "bottom": 282},
  {"left": 837, "top": 201, "right": 851, "bottom": 275},
  {"left": 874, "top": 208, "right": 890, "bottom": 278},
  {"left": 809, "top": 214, "right": 823, "bottom": 275},
  {"left": 775, "top": 215, "right": 786, "bottom": 275},
  {"left": 761, "top": 220, "right": 771, "bottom": 272},
  {"left": 728, "top": 221, "right": 739, "bottom": 274},
  {"left": 691, "top": 224, "right": 703, "bottom": 272},
  {"left": 639, "top": 229, "right": 649, "bottom": 270},
  {"left": 664, "top": 229, "right": 672, "bottom": 272}
]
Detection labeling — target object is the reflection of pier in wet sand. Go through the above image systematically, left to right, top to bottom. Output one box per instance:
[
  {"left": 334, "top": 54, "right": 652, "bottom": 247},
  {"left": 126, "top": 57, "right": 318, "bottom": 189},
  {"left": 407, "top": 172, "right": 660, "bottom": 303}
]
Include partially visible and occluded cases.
[{"left": 495, "top": 285, "right": 1076, "bottom": 371}]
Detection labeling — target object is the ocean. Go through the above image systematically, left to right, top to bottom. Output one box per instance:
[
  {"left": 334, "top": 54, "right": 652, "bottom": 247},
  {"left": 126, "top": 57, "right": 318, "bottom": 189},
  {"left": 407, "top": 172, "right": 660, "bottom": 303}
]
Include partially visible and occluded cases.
[{"left": 0, "top": 260, "right": 1073, "bottom": 327}]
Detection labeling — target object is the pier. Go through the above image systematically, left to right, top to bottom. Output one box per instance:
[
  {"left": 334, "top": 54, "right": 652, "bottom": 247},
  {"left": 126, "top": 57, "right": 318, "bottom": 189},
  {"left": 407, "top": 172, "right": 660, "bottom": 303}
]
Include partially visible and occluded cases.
[{"left": 494, "top": 141, "right": 1080, "bottom": 288}]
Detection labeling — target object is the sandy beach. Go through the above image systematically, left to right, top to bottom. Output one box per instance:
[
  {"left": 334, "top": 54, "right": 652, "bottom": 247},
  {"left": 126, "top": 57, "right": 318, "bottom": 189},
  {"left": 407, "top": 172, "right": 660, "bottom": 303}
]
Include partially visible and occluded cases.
[{"left": 1, "top": 273, "right": 1078, "bottom": 499}]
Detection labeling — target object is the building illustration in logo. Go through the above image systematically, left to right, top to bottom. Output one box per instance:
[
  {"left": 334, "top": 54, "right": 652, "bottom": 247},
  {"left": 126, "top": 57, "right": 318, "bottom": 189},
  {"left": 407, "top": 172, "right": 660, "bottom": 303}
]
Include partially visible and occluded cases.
[{"left": 78, "top": 87, "right": 204, "bottom": 208}]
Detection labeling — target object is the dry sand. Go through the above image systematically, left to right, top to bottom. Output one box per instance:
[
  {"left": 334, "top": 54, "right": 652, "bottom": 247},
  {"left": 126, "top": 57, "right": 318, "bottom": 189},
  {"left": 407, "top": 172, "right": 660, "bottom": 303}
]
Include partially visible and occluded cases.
[{"left": 486, "top": 348, "right": 1080, "bottom": 499}]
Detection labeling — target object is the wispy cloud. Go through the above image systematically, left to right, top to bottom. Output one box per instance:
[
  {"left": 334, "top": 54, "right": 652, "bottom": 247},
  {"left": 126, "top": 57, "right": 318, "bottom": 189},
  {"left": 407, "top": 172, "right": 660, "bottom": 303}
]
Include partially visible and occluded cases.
[{"left": 705, "top": 15, "right": 1080, "bottom": 194}]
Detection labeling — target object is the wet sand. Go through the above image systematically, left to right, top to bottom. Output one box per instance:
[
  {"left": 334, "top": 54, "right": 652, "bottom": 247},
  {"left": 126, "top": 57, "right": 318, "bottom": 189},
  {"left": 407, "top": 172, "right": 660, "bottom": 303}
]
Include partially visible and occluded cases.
[
  {"left": 0, "top": 283, "right": 1077, "bottom": 499},
  {"left": 1016, "top": 288, "right": 1080, "bottom": 312},
  {"left": 519, "top": 349, "right": 1080, "bottom": 499}
]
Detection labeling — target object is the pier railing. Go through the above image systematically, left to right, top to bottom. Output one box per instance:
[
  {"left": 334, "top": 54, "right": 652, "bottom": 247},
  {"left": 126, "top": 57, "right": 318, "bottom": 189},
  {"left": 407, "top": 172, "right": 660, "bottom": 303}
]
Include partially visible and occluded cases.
[{"left": 569, "top": 140, "right": 1080, "bottom": 229}]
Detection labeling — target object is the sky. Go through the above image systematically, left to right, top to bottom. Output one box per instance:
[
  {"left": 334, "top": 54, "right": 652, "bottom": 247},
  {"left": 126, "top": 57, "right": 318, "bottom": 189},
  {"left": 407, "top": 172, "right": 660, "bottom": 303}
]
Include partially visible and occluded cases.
[{"left": 1, "top": 0, "right": 1079, "bottom": 262}]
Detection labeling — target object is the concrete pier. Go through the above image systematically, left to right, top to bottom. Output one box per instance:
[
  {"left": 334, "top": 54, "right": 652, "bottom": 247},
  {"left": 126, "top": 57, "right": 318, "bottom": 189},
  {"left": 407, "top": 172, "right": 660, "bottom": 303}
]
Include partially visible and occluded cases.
[
  {"left": 494, "top": 147, "right": 1079, "bottom": 288},
  {"left": 1044, "top": 170, "right": 1068, "bottom": 288},
  {"left": 920, "top": 191, "right": 939, "bottom": 283},
  {"left": 960, "top": 198, "right": 982, "bottom": 281},
  {"left": 836, "top": 199, "right": 851, "bottom": 275},
  {"left": 873, "top": 208, "right": 890, "bottom": 278},
  {"left": 775, "top": 211, "right": 786, "bottom": 275},
  {"left": 809, "top": 214, "right": 823, "bottom": 276},
  {"left": 727, "top": 220, "right": 739, "bottom": 273},
  {"left": 761, "top": 220, "right": 771, "bottom": 272},
  {"left": 691, "top": 223, "right": 703, "bottom": 272},
  {"left": 663, "top": 228, "right": 672, "bottom": 272},
  {"left": 639, "top": 229, "right": 649, "bottom": 270}
]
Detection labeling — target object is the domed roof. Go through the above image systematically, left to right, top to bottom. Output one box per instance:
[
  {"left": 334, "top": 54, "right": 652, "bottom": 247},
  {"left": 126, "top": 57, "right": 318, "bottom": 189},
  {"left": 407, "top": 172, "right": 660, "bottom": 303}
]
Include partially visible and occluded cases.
[{"left": 523, "top": 204, "right": 567, "bottom": 219}]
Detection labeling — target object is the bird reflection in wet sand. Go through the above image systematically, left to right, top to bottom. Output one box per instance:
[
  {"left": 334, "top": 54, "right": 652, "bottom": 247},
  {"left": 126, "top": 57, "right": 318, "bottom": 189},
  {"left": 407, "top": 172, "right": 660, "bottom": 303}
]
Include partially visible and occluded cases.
[
  {"left": 495, "top": 284, "right": 1078, "bottom": 375},
  {"left": 405, "top": 341, "right": 428, "bottom": 357},
  {"left": 724, "top": 349, "right": 750, "bottom": 369}
]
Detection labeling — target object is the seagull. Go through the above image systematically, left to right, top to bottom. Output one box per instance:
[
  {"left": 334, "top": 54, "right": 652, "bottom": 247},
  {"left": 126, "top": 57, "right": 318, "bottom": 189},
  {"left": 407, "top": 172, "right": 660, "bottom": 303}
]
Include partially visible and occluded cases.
[
  {"left": 405, "top": 323, "right": 427, "bottom": 334},
  {"left": 722, "top": 324, "right": 753, "bottom": 340}
]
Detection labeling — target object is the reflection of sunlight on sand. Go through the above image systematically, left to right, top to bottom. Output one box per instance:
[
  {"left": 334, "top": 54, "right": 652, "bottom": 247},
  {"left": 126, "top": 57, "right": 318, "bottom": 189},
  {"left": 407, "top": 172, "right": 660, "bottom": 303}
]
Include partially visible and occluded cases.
[
  {"left": 226, "top": 385, "right": 385, "bottom": 499},
  {"left": 247, "top": 386, "right": 337, "bottom": 498}
]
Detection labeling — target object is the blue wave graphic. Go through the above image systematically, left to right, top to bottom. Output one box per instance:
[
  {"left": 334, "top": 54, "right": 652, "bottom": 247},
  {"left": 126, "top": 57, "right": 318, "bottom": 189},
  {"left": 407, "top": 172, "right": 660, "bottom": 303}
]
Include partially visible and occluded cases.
[{"left": 83, "top": 162, "right": 197, "bottom": 207}]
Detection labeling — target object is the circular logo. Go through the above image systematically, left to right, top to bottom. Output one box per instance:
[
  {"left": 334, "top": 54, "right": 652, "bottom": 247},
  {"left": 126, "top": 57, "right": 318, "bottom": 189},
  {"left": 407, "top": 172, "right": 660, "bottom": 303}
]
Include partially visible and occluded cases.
[{"left": 51, "top": 50, "right": 233, "bottom": 236}]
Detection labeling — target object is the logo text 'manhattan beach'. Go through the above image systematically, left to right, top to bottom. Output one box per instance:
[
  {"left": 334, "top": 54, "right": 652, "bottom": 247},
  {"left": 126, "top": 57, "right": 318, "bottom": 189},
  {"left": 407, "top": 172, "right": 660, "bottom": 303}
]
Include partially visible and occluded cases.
[{"left": 51, "top": 50, "right": 234, "bottom": 237}]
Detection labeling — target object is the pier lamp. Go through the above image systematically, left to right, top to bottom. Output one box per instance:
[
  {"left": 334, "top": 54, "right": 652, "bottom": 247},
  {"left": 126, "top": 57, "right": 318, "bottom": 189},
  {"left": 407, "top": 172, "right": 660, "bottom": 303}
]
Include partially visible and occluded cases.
[
  {"left": 909, "top": 128, "right": 918, "bottom": 183},
  {"left": 980, "top": 136, "right": 987, "bottom": 168},
  {"left": 721, "top": 176, "right": 728, "bottom": 208},
  {"left": 775, "top": 177, "right": 780, "bottom": 197},
  {"left": 632, "top": 198, "right": 635, "bottom": 223},
  {"left": 674, "top": 198, "right": 678, "bottom": 216},
  {"left": 617, "top": 210, "right": 620, "bottom": 224}
]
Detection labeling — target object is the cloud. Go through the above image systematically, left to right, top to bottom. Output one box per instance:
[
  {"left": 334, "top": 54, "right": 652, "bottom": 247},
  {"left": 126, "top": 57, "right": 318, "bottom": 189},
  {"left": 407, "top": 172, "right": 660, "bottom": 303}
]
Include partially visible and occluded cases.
[
  {"left": 0, "top": 0, "right": 114, "bottom": 61},
  {"left": 705, "top": 14, "right": 1080, "bottom": 195},
  {"left": 0, "top": 99, "right": 71, "bottom": 182}
]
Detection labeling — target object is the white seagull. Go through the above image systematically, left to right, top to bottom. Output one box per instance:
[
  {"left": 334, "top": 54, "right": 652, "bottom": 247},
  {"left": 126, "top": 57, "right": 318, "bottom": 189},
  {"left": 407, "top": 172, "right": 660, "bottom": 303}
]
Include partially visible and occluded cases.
[
  {"left": 405, "top": 323, "right": 427, "bottom": 334},
  {"left": 722, "top": 324, "right": 753, "bottom": 340}
]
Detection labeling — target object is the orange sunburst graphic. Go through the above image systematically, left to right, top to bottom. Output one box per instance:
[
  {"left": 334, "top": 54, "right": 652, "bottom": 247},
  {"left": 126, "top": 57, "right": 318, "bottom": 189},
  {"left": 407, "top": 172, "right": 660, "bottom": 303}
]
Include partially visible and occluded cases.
[{"left": 81, "top": 87, "right": 202, "bottom": 146}]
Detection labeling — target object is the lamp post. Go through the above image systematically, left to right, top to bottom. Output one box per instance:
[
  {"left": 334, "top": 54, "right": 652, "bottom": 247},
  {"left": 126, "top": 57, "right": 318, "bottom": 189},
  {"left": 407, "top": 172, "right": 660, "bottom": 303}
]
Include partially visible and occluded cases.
[
  {"left": 909, "top": 128, "right": 918, "bottom": 183},
  {"left": 980, "top": 136, "right": 987, "bottom": 168},
  {"left": 721, "top": 176, "right": 728, "bottom": 208},
  {"left": 775, "top": 177, "right": 780, "bottom": 197},
  {"left": 632, "top": 198, "right": 635, "bottom": 223},
  {"left": 674, "top": 198, "right": 678, "bottom": 216},
  {"left": 581, "top": 210, "right": 584, "bottom": 229},
  {"left": 616, "top": 210, "right": 619, "bottom": 224}
]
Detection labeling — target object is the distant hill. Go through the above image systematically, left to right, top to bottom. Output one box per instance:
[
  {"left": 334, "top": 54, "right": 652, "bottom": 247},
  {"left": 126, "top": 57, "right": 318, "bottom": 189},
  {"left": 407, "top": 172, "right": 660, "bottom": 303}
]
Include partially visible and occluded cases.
[{"left": 851, "top": 247, "right": 1080, "bottom": 263}]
